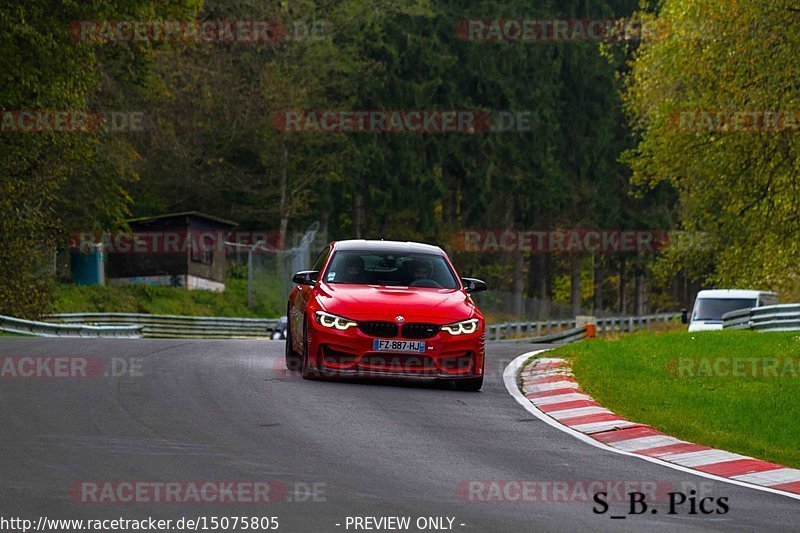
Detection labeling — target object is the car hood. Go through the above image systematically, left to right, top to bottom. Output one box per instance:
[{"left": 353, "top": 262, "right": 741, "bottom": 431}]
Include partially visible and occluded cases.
[{"left": 316, "top": 283, "right": 477, "bottom": 323}]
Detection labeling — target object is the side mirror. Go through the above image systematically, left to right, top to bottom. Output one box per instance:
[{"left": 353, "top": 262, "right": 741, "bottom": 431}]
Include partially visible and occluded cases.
[
  {"left": 292, "top": 270, "right": 319, "bottom": 286},
  {"left": 461, "top": 277, "right": 488, "bottom": 293},
  {"left": 681, "top": 309, "right": 688, "bottom": 324}
]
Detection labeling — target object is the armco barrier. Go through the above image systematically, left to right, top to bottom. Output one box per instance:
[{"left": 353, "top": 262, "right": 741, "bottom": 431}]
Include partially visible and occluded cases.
[
  {"left": 723, "top": 304, "right": 800, "bottom": 331},
  {"left": 720, "top": 307, "right": 752, "bottom": 330},
  {"left": 8, "top": 311, "right": 678, "bottom": 341},
  {"left": 485, "top": 312, "right": 680, "bottom": 342},
  {"left": 47, "top": 313, "right": 279, "bottom": 339},
  {"left": 0, "top": 315, "right": 143, "bottom": 338},
  {"left": 495, "top": 325, "right": 587, "bottom": 345}
]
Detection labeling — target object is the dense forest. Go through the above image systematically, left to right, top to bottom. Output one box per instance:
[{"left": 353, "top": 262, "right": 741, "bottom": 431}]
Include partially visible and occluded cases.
[{"left": 2, "top": 0, "right": 798, "bottom": 319}]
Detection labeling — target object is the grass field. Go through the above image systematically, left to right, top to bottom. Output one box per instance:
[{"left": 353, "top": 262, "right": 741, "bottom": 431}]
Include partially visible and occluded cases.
[
  {"left": 53, "top": 269, "right": 283, "bottom": 318},
  {"left": 549, "top": 330, "right": 800, "bottom": 469}
]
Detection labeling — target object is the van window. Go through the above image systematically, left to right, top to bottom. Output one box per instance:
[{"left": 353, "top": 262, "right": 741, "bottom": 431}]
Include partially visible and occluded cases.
[
  {"left": 758, "top": 295, "right": 778, "bottom": 306},
  {"left": 693, "top": 298, "right": 756, "bottom": 322}
]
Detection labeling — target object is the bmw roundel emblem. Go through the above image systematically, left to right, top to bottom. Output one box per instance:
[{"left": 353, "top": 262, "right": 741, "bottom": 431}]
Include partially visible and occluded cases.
[{"left": 396, "top": 315, "right": 405, "bottom": 323}]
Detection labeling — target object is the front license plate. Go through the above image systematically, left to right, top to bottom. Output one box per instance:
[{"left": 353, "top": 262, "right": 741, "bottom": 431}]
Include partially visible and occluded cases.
[{"left": 372, "top": 339, "right": 426, "bottom": 353}]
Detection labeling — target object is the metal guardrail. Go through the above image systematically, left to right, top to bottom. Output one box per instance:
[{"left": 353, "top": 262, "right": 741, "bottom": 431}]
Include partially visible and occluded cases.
[
  {"left": 723, "top": 304, "right": 800, "bottom": 331},
  {"left": 721, "top": 308, "right": 752, "bottom": 330},
  {"left": 4, "top": 311, "right": 678, "bottom": 341},
  {"left": 47, "top": 313, "right": 279, "bottom": 339},
  {"left": 486, "top": 313, "right": 680, "bottom": 342},
  {"left": 596, "top": 313, "right": 680, "bottom": 335},
  {"left": 0, "top": 315, "right": 143, "bottom": 338},
  {"left": 495, "top": 325, "right": 588, "bottom": 345}
]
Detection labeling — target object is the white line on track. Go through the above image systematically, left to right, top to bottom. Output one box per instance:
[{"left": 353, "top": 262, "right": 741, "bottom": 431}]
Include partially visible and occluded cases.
[{"left": 502, "top": 349, "right": 800, "bottom": 502}]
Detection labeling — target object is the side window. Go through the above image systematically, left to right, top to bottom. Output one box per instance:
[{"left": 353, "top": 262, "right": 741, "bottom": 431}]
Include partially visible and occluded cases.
[{"left": 312, "top": 246, "right": 331, "bottom": 272}]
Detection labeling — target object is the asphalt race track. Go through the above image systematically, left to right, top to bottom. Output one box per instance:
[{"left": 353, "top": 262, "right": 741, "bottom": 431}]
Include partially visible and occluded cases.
[{"left": 0, "top": 337, "right": 797, "bottom": 532}]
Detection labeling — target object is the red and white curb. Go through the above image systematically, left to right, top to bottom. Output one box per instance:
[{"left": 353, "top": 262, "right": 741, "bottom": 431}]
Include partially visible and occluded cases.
[{"left": 503, "top": 350, "right": 800, "bottom": 501}]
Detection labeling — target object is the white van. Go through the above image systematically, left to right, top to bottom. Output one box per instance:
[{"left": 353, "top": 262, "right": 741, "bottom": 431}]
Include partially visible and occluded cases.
[{"left": 688, "top": 289, "right": 779, "bottom": 331}]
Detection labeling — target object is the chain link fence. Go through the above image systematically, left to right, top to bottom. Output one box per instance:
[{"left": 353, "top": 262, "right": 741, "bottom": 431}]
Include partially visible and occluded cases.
[{"left": 226, "top": 223, "right": 321, "bottom": 313}]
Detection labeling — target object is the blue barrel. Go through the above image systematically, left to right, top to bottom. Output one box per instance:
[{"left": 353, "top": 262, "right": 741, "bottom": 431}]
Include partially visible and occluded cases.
[{"left": 70, "top": 248, "right": 105, "bottom": 285}]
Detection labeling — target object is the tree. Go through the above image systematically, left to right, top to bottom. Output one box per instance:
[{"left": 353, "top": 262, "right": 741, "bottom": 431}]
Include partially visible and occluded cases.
[
  {"left": 624, "top": 0, "right": 800, "bottom": 298},
  {"left": 0, "top": 1, "right": 199, "bottom": 317}
]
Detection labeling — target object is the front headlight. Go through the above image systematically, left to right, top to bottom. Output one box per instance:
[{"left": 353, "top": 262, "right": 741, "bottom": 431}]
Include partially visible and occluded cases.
[
  {"left": 315, "top": 311, "right": 358, "bottom": 331},
  {"left": 441, "top": 318, "right": 480, "bottom": 335}
]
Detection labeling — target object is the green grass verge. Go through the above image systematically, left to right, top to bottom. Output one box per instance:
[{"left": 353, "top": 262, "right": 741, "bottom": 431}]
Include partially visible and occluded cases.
[
  {"left": 53, "top": 270, "right": 283, "bottom": 318},
  {"left": 549, "top": 330, "right": 800, "bottom": 469}
]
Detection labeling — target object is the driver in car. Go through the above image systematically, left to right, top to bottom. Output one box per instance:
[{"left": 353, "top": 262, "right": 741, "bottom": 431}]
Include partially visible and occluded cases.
[
  {"left": 341, "top": 255, "right": 367, "bottom": 284},
  {"left": 410, "top": 258, "right": 434, "bottom": 284}
]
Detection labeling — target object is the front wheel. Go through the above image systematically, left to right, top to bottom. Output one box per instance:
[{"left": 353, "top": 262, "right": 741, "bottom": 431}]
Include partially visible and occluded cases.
[
  {"left": 285, "top": 312, "right": 301, "bottom": 371},
  {"left": 300, "top": 321, "right": 320, "bottom": 380},
  {"left": 285, "top": 328, "right": 301, "bottom": 371},
  {"left": 453, "top": 377, "right": 483, "bottom": 391}
]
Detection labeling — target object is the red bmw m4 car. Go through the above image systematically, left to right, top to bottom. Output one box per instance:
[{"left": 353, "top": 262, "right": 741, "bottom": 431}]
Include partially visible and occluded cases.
[{"left": 285, "top": 240, "right": 488, "bottom": 391}]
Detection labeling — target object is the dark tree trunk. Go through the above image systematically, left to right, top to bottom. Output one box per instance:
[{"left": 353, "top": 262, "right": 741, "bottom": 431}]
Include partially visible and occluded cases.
[
  {"left": 513, "top": 251, "right": 525, "bottom": 318},
  {"left": 570, "top": 254, "right": 581, "bottom": 317},
  {"left": 593, "top": 255, "right": 603, "bottom": 313},
  {"left": 618, "top": 257, "right": 627, "bottom": 315}
]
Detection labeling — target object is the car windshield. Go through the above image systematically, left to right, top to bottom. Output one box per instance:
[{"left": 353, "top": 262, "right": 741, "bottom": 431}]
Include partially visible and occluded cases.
[
  {"left": 323, "top": 250, "right": 458, "bottom": 289},
  {"left": 692, "top": 298, "right": 756, "bottom": 321}
]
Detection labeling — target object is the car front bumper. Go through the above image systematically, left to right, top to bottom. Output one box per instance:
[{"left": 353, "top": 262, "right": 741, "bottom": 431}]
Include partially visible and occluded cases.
[{"left": 306, "top": 318, "right": 485, "bottom": 379}]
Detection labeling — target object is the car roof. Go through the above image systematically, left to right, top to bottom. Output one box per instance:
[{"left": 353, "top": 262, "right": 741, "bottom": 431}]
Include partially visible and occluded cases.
[
  {"left": 331, "top": 239, "right": 445, "bottom": 255},
  {"left": 695, "top": 289, "right": 776, "bottom": 299}
]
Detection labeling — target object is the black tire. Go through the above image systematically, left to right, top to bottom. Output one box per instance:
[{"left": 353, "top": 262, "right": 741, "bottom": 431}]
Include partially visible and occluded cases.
[
  {"left": 285, "top": 304, "right": 301, "bottom": 370},
  {"left": 300, "top": 320, "right": 319, "bottom": 380},
  {"left": 285, "top": 321, "right": 301, "bottom": 371},
  {"left": 453, "top": 377, "right": 483, "bottom": 391}
]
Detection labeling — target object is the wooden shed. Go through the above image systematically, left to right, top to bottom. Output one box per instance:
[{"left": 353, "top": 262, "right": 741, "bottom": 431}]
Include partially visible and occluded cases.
[{"left": 105, "top": 211, "right": 237, "bottom": 292}]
